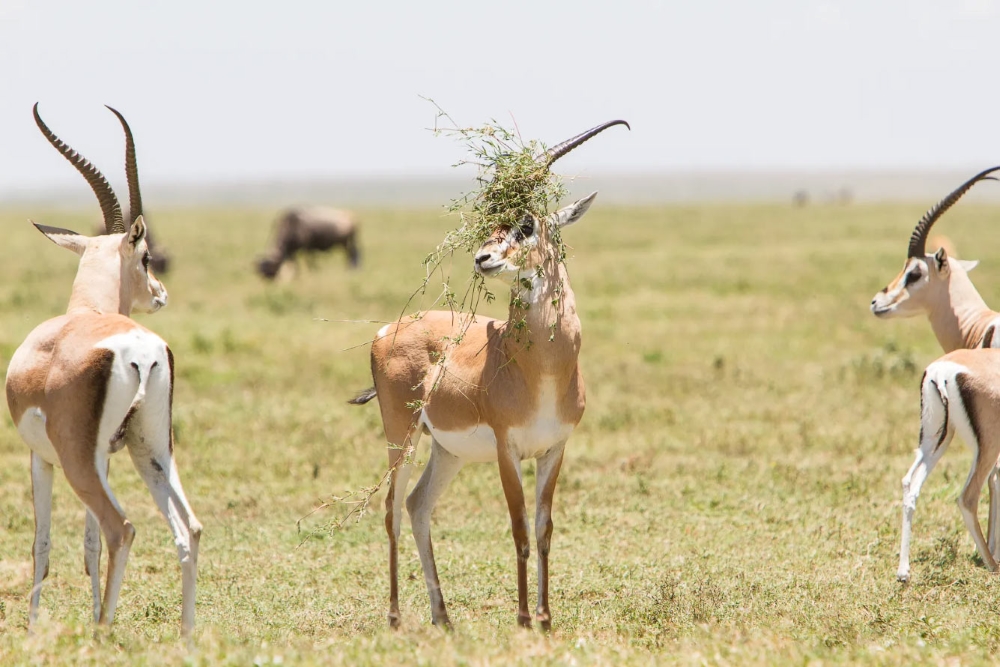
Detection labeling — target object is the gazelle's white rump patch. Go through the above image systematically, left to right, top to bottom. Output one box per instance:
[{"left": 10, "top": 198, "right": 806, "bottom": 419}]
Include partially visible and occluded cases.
[
  {"left": 94, "top": 331, "right": 171, "bottom": 454},
  {"left": 923, "top": 360, "right": 973, "bottom": 441}
]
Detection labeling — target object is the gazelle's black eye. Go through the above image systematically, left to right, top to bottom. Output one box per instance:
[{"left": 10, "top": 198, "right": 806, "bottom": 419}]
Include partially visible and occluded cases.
[
  {"left": 516, "top": 216, "right": 534, "bottom": 241},
  {"left": 142, "top": 252, "right": 151, "bottom": 270},
  {"left": 903, "top": 270, "right": 921, "bottom": 287}
]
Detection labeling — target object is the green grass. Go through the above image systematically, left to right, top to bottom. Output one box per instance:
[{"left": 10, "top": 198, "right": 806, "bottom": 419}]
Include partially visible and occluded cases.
[{"left": 3, "top": 201, "right": 1000, "bottom": 664}]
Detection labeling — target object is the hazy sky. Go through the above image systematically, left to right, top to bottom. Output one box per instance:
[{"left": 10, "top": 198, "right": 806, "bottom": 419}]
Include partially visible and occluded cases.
[{"left": 2, "top": 0, "right": 999, "bottom": 193}]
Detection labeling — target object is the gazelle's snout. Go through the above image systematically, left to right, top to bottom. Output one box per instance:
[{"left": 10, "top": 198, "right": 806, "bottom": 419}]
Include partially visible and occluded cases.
[
  {"left": 474, "top": 248, "right": 504, "bottom": 277},
  {"left": 147, "top": 279, "right": 168, "bottom": 313}
]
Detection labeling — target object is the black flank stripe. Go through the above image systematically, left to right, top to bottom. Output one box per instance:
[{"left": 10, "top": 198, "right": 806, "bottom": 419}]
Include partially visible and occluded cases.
[
  {"left": 167, "top": 346, "right": 175, "bottom": 453},
  {"left": 91, "top": 349, "right": 116, "bottom": 448},
  {"left": 918, "top": 370, "right": 927, "bottom": 444},
  {"left": 956, "top": 373, "right": 982, "bottom": 453},
  {"left": 929, "top": 378, "right": 950, "bottom": 452}
]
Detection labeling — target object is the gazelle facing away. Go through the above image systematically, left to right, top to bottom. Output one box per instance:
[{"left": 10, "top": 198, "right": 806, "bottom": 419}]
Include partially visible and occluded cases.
[
  {"left": 5, "top": 105, "right": 201, "bottom": 636},
  {"left": 351, "top": 120, "right": 629, "bottom": 630},
  {"left": 870, "top": 166, "right": 1000, "bottom": 571},
  {"left": 898, "top": 349, "right": 1000, "bottom": 582}
]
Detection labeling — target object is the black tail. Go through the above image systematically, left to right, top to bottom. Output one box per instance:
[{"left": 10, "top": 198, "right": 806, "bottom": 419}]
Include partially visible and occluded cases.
[{"left": 349, "top": 386, "right": 377, "bottom": 405}]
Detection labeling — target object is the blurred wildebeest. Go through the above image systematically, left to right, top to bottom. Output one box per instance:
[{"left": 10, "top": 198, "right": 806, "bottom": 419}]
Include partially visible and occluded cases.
[{"left": 256, "top": 207, "right": 360, "bottom": 280}]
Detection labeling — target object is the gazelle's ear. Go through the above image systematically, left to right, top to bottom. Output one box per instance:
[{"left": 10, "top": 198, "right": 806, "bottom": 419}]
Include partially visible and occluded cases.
[
  {"left": 552, "top": 191, "right": 598, "bottom": 228},
  {"left": 124, "top": 215, "right": 146, "bottom": 248},
  {"left": 32, "top": 222, "right": 88, "bottom": 256},
  {"left": 934, "top": 246, "right": 950, "bottom": 273},
  {"left": 956, "top": 258, "right": 980, "bottom": 273}
]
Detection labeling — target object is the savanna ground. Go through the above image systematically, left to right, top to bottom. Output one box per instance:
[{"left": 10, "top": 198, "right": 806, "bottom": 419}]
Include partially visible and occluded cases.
[{"left": 2, "top": 199, "right": 1000, "bottom": 665}]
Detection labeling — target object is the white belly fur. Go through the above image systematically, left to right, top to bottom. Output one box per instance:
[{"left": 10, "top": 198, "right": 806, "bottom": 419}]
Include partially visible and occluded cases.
[{"left": 424, "top": 377, "right": 575, "bottom": 463}]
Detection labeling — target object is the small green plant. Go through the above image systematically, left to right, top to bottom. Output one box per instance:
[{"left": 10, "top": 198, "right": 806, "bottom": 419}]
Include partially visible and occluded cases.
[{"left": 393, "top": 99, "right": 570, "bottom": 346}]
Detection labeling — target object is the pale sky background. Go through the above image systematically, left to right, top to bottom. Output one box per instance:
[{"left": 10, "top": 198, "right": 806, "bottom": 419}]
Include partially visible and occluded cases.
[{"left": 2, "top": 0, "right": 1000, "bottom": 197}]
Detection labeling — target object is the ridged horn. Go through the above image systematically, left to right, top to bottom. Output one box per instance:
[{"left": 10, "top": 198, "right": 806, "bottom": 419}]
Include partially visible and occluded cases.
[
  {"left": 33, "top": 103, "right": 125, "bottom": 234},
  {"left": 106, "top": 106, "right": 142, "bottom": 224},
  {"left": 544, "top": 120, "right": 630, "bottom": 169},
  {"left": 908, "top": 166, "right": 1000, "bottom": 258}
]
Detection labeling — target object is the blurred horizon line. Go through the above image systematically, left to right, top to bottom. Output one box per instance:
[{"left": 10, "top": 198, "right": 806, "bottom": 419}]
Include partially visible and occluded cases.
[{"left": 4, "top": 168, "right": 1000, "bottom": 209}]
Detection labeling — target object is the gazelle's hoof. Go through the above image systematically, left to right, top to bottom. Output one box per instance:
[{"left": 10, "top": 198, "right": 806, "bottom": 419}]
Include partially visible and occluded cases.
[
  {"left": 896, "top": 571, "right": 910, "bottom": 583},
  {"left": 387, "top": 612, "right": 401, "bottom": 629},
  {"left": 517, "top": 613, "right": 532, "bottom": 629},
  {"left": 432, "top": 616, "right": 453, "bottom": 632},
  {"left": 536, "top": 616, "right": 552, "bottom": 633}
]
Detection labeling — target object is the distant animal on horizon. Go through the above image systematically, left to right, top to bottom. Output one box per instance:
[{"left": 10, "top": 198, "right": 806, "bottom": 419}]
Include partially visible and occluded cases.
[{"left": 256, "top": 207, "right": 360, "bottom": 279}]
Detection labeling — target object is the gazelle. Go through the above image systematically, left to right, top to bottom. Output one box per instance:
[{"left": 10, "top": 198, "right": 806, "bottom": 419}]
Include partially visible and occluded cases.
[
  {"left": 5, "top": 104, "right": 201, "bottom": 636},
  {"left": 350, "top": 120, "right": 629, "bottom": 630},
  {"left": 870, "top": 166, "right": 1000, "bottom": 578},
  {"left": 871, "top": 166, "right": 1000, "bottom": 351},
  {"left": 898, "top": 349, "right": 1000, "bottom": 582}
]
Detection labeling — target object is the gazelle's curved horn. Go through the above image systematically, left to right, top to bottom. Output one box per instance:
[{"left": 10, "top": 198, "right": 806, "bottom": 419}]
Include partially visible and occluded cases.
[
  {"left": 33, "top": 103, "right": 125, "bottom": 234},
  {"left": 106, "top": 106, "right": 142, "bottom": 224},
  {"left": 544, "top": 120, "right": 630, "bottom": 168},
  {"left": 908, "top": 166, "right": 1000, "bottom": 258}
]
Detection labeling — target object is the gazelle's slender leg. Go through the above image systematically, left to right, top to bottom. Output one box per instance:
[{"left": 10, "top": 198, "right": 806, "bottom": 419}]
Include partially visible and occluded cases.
[
  {"left": 899, "top": 428, "right": 953, "bottom": 582},
  {"left": 385, "top": 436, "right": 416, "bottom": 628},
  {"left": 497, "top": 437, "right": 532, "bottom": 628},
  {"left": 406, "top": 439, "right": 463, "bottom": 629},
  {"left": 534, "top": 442, "right": 566, "bottom": 631},
  {"left": 129, "top": 448, "right": 201, "bottom": 636},
  {"left": 61, "top": 449, "right": 135, "bottom": 628},
  {"left": 958, "top": 452, "right": 1000, "bottom": 571},
  {"left": 28, "top": 453, "right": 54, "bottom": 631},
  {"left": 161, "top": 457, "right": 203, "bottom": 636},
  {"left": 84, "top": 458, "right": 110, "bottom": 624},
  {"left": 988, "top": 467, "right": 1000, "bottom": 559},
  {"left": 84, "top": 510, "right": 102, "bottom": 623}
]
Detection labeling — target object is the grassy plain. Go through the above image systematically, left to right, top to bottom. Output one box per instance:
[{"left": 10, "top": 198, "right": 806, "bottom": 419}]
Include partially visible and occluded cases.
[{"left": 3, "top": 200, "right": 1000, "bottom": 665}]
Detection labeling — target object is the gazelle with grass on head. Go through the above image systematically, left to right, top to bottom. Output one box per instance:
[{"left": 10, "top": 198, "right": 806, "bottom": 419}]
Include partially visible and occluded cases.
[
  {"left": 5, "top": 104, "right": 201, "bottom": 637},
  {"left": 350, "top": 120, "right": 629, "bottom": 630}
]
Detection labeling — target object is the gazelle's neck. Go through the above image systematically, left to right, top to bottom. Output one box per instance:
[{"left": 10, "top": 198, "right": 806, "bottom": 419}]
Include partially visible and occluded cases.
[
  {"left": 66, "top": 252, "right": 130, "bottom": 317},
  {"left": 504, "top": 255, "right": 581, "bottom": 373},
  {"left": 927, "top": 269, "right": 995, "bottom": 351}
]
